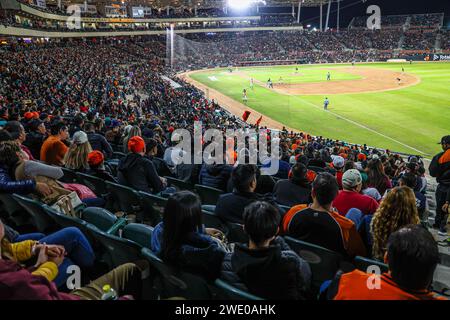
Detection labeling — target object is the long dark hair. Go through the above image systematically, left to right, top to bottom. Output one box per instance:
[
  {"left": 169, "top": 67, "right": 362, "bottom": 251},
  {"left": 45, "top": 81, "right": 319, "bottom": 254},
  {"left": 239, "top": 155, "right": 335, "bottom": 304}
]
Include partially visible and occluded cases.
[
  {"left": 367, "top": 158, "right": 390, "bottom": 194},
  {"left": 161, "top": 191, "right": 203, "bottom": 263}
]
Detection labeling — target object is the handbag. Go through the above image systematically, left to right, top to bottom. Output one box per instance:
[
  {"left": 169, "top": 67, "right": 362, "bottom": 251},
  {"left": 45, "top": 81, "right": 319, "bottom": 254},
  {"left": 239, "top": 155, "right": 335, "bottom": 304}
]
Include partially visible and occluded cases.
[
  {"left": 61, "top": 183, "right": 97, "bottom": 200},
  {"left": 51, "top": 191, "right": 83, "bottom": 217}
]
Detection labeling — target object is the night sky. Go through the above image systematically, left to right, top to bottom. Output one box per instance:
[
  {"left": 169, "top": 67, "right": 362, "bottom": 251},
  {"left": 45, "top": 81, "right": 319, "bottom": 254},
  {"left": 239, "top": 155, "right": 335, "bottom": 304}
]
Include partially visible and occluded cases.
[{"left": 246, "top": 0, "right": 450, "bottom": 29}]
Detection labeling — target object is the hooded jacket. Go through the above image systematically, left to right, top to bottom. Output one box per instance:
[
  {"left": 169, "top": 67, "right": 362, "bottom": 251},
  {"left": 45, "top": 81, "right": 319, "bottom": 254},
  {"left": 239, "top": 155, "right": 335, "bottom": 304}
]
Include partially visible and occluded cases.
[
  {"left": 117, "top": 153, "right": 163, "bottom": 194},
  {"left": 198, "top": 164, "right": 232, "bottom": 192},
  {"left": 151, "top": 222, "right": 225, "bottom": 280},
  {"left": 220, "top": 237, "right": 311, "bottom": 300}
]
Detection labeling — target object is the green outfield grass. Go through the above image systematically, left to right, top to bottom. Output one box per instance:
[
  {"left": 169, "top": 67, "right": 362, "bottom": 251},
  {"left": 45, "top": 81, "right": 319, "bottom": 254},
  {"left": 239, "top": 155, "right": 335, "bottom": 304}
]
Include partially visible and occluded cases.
[{"left": 190, "top": 62, "right": 450, "bottom": 157}]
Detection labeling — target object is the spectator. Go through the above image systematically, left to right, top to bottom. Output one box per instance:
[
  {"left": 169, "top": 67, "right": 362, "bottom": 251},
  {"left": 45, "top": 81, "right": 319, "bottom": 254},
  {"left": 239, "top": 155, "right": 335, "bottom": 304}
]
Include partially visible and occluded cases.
[
  {"left": 23, "top": 119, "right": 46, "bottom": 160},
  {"left": 4, "top": 121, "right": 34, "bottom": 160},
  {"left": 40, "top": 121, "right": 69, "bottom": 166},
  {"left": 84, "top": 122, "right": 113, "bottom": 159},
  {"left": 122, "top": 125, "right": 141, "bottom": 153},
  {"left": 64, "top": 131, "right": 92, "bottom": 172},
  {"left": 429, "top": 135, "right": 450, "bottom": 236},
  {"left": 117, "top": 136, "right": 165, "bottom": 194},
  {"left": 86, "top": 150, "right": 117, "bottom": 183},
  {"left": 332, "top": 156, "right": 345, "bottom": 189},
  {"left": 366, "top": 158, "right": 392, "bottom": 195},
  {"left": 198, "top": 162, "right": 233, "bottom": 192},
  {"left": 273, "top": 162, "right": 311, "bottom": 207},
  {"left": 215, "top": 164, "right": 275, "bottom": 224},
  {"left": 333, "top": 169, "right": 379, "bottom": 216},
  {"left": 398, "top": 172, "right": 427, "bottom": 223},
  {"left": 282, "top": 173, "right": 366, "bottom": 258},
  {"left": 371, "top": 186, "right": 420, "bottom": 260},
  {"left": 151, "top": 191, "right": 226, "bottom": 280},
  {"left": 221, "top": 201, "right": 311, "bottom": 299},
  {"left": 0, "top": 219, "right": 146, "bottom": 299},
  {"left": 327, "top": 225, "right": 445, "bottom": 300}
]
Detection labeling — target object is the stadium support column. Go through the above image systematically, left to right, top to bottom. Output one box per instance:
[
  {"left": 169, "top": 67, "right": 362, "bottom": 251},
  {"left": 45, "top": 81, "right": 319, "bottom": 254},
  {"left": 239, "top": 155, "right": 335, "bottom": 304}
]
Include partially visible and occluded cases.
[
  {"left": 57, "top": 0, "right": 61, "bottom": 10},
  {"left": 325, "top": 0, "right": 331, "bottom": 31},
  {"left": 337, "top": 0, "right": 340, "bottom": 32},
  {"left": 297, "top": 1, "right": 302, "bottom": 24},
  {"left": 319, "top": 2, "right": 323, "bottom": 31},
  {"left": 292, "top": 4, "right": 295, "bottom": 18},
  {"left": 170, "top": 24, "right": 174, "bottom": 70}
]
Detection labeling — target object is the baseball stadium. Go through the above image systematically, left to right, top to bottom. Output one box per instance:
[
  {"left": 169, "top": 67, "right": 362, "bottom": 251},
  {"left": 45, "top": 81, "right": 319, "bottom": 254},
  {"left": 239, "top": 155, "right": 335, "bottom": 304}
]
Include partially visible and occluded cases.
[{"left": 0, "top": 0, "right": 450, "bottom": 305}]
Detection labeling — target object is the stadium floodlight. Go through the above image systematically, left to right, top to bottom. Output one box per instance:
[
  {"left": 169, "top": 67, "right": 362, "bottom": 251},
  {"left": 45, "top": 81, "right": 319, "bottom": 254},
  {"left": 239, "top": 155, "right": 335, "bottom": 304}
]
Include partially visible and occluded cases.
[{"left": 227, "top": 0, "right": 266, "bottom": 10}]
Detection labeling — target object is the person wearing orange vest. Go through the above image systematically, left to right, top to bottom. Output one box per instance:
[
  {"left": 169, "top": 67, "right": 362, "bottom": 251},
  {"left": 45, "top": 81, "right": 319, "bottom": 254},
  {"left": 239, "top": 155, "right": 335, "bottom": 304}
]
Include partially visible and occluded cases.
[
  {"left": 282, "top": 172, "right": 366, "bottom": 259},
  {"left": 326, "top": 224, "right": 446, "bottom": 300}
]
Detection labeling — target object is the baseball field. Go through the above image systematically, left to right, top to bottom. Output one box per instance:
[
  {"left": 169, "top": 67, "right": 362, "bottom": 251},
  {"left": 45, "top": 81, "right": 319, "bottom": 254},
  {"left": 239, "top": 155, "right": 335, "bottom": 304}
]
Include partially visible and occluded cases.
[{"left": 182, "top": 62, "right": 450, "bottom": 157}]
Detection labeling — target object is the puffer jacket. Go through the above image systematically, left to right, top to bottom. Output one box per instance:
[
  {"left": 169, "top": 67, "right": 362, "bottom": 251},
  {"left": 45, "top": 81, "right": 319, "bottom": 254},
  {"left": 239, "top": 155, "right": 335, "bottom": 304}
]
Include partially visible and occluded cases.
[
  {"left": 429, "top": 150, "right": 450, "bottom": 187},
  {"left": 198, "top": 164, "right": 233, "bottom": 191},
  {"left": 0, "top": 165, "right": 36, "bottom": 194},
  {"left": 151, "top": 222, "right": 226, "bottom": 280},
  {"left": 220, "top": 237, "right": 311, "bottom": 300}
]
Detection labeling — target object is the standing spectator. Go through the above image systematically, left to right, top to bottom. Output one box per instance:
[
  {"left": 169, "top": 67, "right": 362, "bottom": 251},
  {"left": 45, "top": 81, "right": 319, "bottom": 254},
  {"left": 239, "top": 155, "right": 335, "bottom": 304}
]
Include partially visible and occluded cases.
[
  {"left": 40, "top": 121, "right": 69, "bottom": 166},
  {"left": 84, "top": 122, "right": 113, "bottom": 159},
  {"left": 429, "top": 135, "right": 450, "bottom": 236},
  {"left": 333, "top": 169, "right": 379, "bottom": 216},
  {"left": 398, "top": 172, "right": 427, "bottom": 223},
  {"left": 282, "top": 173, "right": 366, "bottom": 258},
  {"left": 371, "top": 186, "right": 420, "bottom": 260},
  {"left": 221, "top": 201, "right": 311, "bottom": 299}
]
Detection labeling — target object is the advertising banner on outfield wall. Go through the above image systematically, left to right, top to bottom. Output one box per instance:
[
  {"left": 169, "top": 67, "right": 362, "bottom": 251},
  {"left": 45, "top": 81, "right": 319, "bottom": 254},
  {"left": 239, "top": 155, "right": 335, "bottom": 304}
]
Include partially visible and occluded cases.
[{"left": 430, "top": 54, "right": 450, "bottom": 61}]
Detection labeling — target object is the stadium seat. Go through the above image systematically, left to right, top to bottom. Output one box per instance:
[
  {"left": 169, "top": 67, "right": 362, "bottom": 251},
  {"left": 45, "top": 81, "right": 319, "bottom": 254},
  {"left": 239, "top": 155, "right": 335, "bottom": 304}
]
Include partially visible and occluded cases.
[
  {"left": 152, "top": 157, "right": 173, "bottom": 177},
  {"left": 60, "top": 167, "right": 79, "bottom": 183},
  {"left": 75, "top": 173, "right": 108, "bottom": 198},
  {"left": 165, "top": 176, "right": 195, "bottom": 191},
  {"left": 105, "top": 181, "right": 142, "bottom": 217},
  {"left": 195, "top": 184, "right": 224, "bottom": 205},
  {"left": 138, "top": 191, "right": 166, "bottom": 226},
  {"left": 0, "top": 193, "right": 31, "bottom": 227},
  {"left": 12, "top": 194, "right": 56, "bottom": 233},
  {"left": 81, "top": 207, "right": 117, "bottom": 232},
  {"left": 202, "top": 210, "right": 228, "bottom": 234},
  {"left": 225, "top": 222, "right": 248, "bottom": 244},
  {"left": 122, "top": 223, "right": 154, "bottom": 249},
  {"left": 86, "top": 224, "right": 143, "bottom": 268},
  {"left": 284, "top": 236, "right": 343, "bottom": 293},
  {"left": 141, "top": 247, "right": 214, "bottom": 299},
  {"left": 354, "top": 256, "right": 389, "bottom": 273},
  {"left": 213, "top": 279, "right": 263, "bottom": 300}
]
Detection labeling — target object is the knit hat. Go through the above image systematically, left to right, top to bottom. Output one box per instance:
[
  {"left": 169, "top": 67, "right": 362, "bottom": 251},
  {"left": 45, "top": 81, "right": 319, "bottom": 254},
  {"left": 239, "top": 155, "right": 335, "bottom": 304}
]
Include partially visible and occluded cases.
[
  {"left": 24, "top": 112, "right": 34, "bottom": 120},
  {"left": 72, "top": 131, "right": 88, "bottom": 145},
  {"left": 128, "top": 136, "right": 145, "bottom": 153},
  {"left": 88, "top": 150, "right": 104, "bottom": 167},
  {"left": 357, "top": 153, "right": 367, "bottom": 161},
  {"left": 332, "top": 156, "right": 345, "bottom": 169},
  {"left": 342, "top": 169, "right": 362, "bottom": 189}
]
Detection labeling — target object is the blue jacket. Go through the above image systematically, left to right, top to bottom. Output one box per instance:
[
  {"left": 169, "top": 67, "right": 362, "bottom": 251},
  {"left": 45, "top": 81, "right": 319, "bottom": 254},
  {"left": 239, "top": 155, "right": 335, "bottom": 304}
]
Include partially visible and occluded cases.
[
  {"left": 198, "top": 164, "right": 232, "bottom": 191},
  {"left": 0, "top": 165, "right": 36, "bottom": 194},
  {"left": 151, "top": 222, "right": 225, "bottom": 280}
]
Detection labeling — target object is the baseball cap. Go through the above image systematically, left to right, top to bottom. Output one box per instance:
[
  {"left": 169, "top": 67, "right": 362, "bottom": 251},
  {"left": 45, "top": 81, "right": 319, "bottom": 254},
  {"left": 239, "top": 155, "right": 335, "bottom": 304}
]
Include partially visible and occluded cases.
[
  {"left": 72, "top": 131, "right": 88, "bottom": 145},
  {"left": 438, "top": 135, "right": 450, "bottom": 145},
  {"left": 128, "top": 136, "right": 145, "bottom": 153},
  {"left": 88, "top": 150, "right": 104, "bottom": 167},
  {"left": 333, "top": 156, "right": 345, "bottom": 169},
  {"left": 342, "top": 169, "right": 363, "bottom": 189}
]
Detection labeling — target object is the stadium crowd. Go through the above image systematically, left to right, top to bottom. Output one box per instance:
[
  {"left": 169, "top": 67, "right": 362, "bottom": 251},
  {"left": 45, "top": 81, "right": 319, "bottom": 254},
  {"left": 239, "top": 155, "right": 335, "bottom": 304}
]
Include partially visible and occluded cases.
[{"left": 0, "top": 35, "right": 449, "bottom": 300}]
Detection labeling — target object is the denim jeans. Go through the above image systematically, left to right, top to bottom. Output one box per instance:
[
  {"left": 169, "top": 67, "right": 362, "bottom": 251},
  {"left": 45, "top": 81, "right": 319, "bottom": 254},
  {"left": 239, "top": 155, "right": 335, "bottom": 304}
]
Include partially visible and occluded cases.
[
  {"left": 345, "top": 208, "right": 364, "bottom": 230},
  {"left": 14, "top": 227, "right": 95, "bottom": 288}
]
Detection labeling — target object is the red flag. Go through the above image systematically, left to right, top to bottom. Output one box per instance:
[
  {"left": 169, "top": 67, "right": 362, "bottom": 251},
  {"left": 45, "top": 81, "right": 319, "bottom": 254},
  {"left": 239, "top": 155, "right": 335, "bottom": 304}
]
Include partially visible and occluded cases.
[
  {"left": 242, "top": 110, "right": 251, "bottom": 122},
  {"left": 255, "top": 115, "right": 262, "bottom": 126}
]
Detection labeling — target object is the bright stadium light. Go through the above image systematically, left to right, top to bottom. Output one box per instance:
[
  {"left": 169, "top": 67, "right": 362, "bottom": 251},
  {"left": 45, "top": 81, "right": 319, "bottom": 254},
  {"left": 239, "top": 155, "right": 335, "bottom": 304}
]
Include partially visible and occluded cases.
[{"left": 228, "top": 0, "right": 266, "bottom": 9}]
